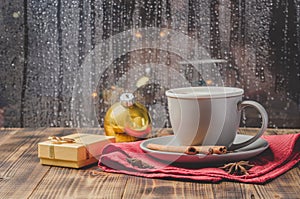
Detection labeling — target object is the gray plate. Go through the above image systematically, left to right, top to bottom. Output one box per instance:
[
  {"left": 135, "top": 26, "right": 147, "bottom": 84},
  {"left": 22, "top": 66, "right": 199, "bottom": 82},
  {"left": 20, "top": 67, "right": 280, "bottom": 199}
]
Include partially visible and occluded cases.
[{"left": 140, "top": 135, "right": 269, "bottom": 165}]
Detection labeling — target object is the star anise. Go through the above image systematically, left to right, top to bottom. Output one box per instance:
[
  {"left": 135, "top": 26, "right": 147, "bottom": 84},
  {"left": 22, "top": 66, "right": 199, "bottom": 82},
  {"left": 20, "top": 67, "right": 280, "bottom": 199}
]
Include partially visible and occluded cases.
[
  {"left": 126, "top": 158, "right": 154, "bottom": 169},
  {"left": 219, "top": 161, "right": 254, "bottom": 175}
]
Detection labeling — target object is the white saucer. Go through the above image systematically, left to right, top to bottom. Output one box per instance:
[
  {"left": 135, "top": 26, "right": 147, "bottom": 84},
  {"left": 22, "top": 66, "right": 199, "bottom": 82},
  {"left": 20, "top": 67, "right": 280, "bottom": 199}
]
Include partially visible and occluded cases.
[{"left": 140, "top": 135, "right": 269, "bottom": 165}]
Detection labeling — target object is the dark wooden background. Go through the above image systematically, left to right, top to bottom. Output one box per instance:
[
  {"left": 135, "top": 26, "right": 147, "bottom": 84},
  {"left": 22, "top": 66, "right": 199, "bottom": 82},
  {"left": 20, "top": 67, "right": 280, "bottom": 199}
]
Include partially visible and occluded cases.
[{"left": 0, "top": 0, "right": 299, "bottom": 128}]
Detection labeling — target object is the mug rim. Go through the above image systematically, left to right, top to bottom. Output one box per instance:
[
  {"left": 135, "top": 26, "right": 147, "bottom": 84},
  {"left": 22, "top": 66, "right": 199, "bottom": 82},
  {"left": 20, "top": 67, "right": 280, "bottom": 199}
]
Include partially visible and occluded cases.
[{"left": 165, "top": 86, "right": 244, "bottom": 99}]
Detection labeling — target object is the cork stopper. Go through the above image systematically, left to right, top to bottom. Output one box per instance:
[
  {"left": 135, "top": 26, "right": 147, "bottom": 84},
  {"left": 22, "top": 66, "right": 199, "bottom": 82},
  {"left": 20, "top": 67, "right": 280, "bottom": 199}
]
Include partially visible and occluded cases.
[{"left": 120, "top": 93, "right": 135, "bottom": 107}]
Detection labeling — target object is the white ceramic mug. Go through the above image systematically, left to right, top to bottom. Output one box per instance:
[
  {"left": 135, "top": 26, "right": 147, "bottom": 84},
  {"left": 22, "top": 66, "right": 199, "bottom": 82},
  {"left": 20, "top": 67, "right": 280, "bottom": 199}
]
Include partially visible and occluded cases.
[{"left": 166, "top": 87, "right": 268, "bottom": 150}]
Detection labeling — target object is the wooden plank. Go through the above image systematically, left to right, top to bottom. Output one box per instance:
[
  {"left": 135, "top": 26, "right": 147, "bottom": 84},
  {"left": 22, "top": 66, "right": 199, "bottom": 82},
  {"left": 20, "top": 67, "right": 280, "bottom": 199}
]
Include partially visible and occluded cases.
[
  {"left": 0, "top": 0, "right": 24, "bottom": 127},
  {"left": 7, "top": 127, "right": 125, "bottom": 198},
  {"left": 239, "top": 127, "right": 300, "bottom": 136},
  {"left": 0, "top": 128, "right": 51, "bottom": 198},
  {"left": 0, "top": 128, "right": 87, "bottom": 198},
  {"left": 0, "top": 128, "right": 19, "bottom": 146},
  {"left": 0, "top": 128, "right": 299, "bottom": 198},
  {"left": 0, "top": 128, "right": 20, "bottom": 136},
  {"left": 0, "top": 128, "right": 42, "bottom": 167},
  {"left": 238, "top": 128, "right": 300, "bottom": 198},
  {"left": 268, "top": 128, "right": 300, "bottom": 135},
  {"left": 29, "top": 166, "right": 127, "bottom": 198},
  {"left": 253, "top": 166, "right": 300, "bottom": 199},
  {"left": 212, "top": 167, "right": 300, "bottom": 199},
  {"left": 122, "top": 177, "right": 215, "bottom": 198},
  {"left": 180, "top": 181, "right": 214, "bottom": 198},
  {"left": 211, "top": 182, "right": 256, "bottom": 199},
  {"left": 212, "top": 182, "right": 244, "bottom": 198},
  {"left": 238, "top": 183, "right": 262, "bottom": 199}
]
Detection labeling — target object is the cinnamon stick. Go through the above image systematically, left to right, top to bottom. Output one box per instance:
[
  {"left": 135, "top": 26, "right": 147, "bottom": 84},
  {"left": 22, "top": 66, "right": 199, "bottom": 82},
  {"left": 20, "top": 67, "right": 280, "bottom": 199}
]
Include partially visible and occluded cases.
[
  {"left": 146, "top": 143, "right": 227, "bottom": 155},
  {"left": 209, "top": 146, "right": 227, "bottom": 154}
]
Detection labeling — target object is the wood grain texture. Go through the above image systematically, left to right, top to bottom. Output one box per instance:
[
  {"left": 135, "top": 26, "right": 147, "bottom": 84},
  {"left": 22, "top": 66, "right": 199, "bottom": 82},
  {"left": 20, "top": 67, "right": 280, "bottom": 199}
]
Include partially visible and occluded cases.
[
  {"left": 0, "top": 128, "right": 299, "bottom": 199},
  {"left": 0, "top": 128, "right": 50, "bottom": 199},
  {"left": 0, "top": 128, "right": 74, "bottom": 198},
  {"left": 0, "top": 128, "right": 19, "bottom": 147},
  {"left": 239, "top": 128, "right": 300, "bottom": 136},
  {"left": 29, "top": 167, "right": 127, "bottom": 199},
  {"left": 254, "top": 167, "right": 300, "bottom": 199},
  {"left": 212, "top": 182, "right": 244, "bottom": 198}
]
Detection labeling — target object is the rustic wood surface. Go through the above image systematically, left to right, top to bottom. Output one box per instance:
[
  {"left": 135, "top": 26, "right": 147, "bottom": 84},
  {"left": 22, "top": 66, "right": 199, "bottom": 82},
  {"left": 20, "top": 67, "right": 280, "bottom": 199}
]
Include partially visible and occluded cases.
[{"left": 0, "top": 128, "right": 299, "bottom": 199}]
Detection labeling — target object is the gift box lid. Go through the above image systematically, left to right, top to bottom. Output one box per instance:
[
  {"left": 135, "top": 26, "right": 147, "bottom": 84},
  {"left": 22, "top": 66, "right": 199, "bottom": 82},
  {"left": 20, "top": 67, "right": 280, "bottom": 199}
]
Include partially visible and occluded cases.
[{"left": 38, "top": 133, "right": 115, "bottom": 162}]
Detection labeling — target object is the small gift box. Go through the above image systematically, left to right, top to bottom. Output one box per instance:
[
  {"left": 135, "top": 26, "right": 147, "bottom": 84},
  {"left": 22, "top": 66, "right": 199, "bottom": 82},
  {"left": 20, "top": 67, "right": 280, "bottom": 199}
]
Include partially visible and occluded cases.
[{"left": 38, "top": 133, "right": 115, "bottom": 168}]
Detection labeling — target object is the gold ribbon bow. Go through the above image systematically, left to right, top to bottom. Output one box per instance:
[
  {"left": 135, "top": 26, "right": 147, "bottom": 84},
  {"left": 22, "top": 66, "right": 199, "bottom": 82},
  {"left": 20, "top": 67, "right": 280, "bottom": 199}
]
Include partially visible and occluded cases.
[{"left": 48, "top": 136, "right": 76, "bottom": 144}]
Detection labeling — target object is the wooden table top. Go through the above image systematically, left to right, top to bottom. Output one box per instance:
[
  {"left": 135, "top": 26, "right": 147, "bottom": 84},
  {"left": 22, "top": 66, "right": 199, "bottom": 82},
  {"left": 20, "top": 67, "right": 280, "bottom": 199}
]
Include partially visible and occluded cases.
[{"left": 0, "top": 128, "right": 299, "bottom": 199}]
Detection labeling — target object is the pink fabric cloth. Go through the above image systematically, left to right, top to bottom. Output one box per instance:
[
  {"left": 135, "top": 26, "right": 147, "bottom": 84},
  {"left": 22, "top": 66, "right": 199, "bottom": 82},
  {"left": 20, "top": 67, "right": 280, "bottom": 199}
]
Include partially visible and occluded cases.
[{"left": 99, "top": 133, "right": 300, "bottom": 184}]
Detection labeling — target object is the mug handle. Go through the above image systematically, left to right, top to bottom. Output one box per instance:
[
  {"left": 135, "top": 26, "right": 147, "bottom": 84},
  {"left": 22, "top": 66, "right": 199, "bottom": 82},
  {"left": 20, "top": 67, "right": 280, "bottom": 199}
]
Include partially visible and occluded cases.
[{"left": 229, "top": 100, "right": 268, "bottom": 151}]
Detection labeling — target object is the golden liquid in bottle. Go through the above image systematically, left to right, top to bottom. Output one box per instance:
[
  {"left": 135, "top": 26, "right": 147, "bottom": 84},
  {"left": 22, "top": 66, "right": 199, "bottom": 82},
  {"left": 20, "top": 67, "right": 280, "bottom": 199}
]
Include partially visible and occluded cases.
[{"left": 104, "top": 102, "right": 151, "bottom": 142}]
